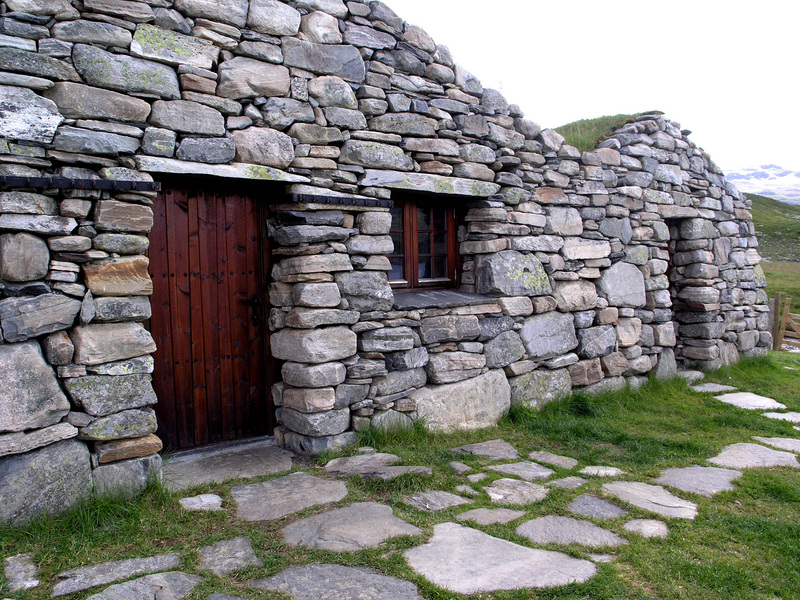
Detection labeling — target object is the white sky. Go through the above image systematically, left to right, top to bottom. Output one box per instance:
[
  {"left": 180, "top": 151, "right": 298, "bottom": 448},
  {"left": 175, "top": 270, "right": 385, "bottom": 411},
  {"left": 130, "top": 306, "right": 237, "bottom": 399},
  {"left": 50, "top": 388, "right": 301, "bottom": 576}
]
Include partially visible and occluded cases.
[{"left": 387, "top": 0, "right": 800, "bottom": 172}]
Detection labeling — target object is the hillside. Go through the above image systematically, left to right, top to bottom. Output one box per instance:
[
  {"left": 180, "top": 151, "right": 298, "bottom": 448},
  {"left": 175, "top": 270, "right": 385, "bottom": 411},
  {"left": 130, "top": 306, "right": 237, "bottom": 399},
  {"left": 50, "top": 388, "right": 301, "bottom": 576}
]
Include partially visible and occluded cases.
[{"left": 748, "top": 193, "right": 800, "bottom": 262}]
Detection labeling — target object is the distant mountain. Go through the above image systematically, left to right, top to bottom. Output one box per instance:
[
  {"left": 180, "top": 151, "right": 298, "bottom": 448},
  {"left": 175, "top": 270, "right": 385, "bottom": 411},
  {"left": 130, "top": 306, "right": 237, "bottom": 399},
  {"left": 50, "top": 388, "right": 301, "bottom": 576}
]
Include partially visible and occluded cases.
[{"left": 725, "top": 165, "right": 800, "bottom": 206}]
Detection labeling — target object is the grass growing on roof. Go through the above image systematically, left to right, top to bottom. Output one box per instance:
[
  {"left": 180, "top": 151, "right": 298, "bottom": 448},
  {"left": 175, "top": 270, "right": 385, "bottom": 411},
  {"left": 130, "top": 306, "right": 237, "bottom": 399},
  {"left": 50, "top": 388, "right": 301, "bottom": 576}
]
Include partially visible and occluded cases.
[
  {"left": 554, "top": 112, "right": 663, "bottom": 152},
  {"left": 2, "top": 354, "right": 800, "bottom": 600}
]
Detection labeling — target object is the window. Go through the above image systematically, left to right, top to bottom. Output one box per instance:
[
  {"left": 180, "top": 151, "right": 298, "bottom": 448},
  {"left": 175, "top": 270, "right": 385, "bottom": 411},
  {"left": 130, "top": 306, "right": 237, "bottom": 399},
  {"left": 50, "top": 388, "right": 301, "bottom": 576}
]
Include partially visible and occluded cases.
[{"left": 388, "top": 196, "right": 460, "bottom": 291}]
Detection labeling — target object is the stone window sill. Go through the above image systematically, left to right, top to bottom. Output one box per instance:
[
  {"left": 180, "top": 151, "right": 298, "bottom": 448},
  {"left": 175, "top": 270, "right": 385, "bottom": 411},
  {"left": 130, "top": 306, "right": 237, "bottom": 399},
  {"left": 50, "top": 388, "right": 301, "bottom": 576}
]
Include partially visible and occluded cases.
[{"left": 392, "top": 289, "right": 496, "bottom": 310}]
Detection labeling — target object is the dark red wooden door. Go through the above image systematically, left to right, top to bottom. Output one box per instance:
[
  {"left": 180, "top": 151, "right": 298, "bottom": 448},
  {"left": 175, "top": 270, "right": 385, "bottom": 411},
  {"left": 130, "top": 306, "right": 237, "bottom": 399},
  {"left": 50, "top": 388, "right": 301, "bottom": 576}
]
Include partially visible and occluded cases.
[{"left": 149, "top": 183, "right": 271, "bottom": 450}]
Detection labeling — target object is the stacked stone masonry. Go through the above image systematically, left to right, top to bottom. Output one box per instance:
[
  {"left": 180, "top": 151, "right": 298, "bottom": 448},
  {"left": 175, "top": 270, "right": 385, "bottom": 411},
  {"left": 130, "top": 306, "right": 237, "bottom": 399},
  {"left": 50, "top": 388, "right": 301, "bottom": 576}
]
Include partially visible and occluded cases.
[{"left": 0, "top": 0, "right": 769, "bottom": 521}]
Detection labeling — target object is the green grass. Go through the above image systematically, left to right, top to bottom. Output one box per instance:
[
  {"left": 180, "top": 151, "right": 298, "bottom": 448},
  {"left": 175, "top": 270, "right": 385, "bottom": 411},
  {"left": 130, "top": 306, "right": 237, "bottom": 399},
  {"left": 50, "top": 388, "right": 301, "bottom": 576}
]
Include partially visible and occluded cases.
[
  {"left": 554, "top": 112, "right": 663, "bottom": 152},
  {"left": 748, "top": 193, "right": 800, "bottom": 262},
  {"left": 761, "top": 261, "right": 800, "bottom": 314},
  {"left": 3, "top": 354, "right": 800, "bottom": 600}
]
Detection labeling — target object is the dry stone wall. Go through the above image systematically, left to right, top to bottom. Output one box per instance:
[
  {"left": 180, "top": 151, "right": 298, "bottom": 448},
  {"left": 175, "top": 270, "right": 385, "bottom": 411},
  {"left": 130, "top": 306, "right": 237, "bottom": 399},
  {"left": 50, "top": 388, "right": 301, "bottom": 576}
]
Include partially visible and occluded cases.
[{"left": 0, "top": 0, "right": 769, "bottom": 519}]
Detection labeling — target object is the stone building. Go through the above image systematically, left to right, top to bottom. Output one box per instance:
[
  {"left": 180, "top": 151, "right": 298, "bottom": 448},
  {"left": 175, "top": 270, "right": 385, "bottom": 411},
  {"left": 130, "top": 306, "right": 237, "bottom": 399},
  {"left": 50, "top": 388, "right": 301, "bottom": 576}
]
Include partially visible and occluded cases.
[{"left": 0, "top": 0, "right": 770, "bottom": 524}]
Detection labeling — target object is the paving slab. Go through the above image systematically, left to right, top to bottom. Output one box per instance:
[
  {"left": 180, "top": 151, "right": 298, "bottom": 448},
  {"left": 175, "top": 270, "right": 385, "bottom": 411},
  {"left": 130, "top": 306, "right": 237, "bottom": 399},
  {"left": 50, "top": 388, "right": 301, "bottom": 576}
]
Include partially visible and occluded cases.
[
  {"left": 678, "top": 370, "right": 704, "bottom": 384},
  {"left": 690, "top": 383, "right": 738, "bottom": 393},
  {"left": 714, "top": 392, "right": 786, "bottom": 410},
  {"left": 763, "top": 412, "right": 800, "bottom": 423},
  {"left": 753, "top": 436, "right": 800, "bottom": 453},
  {"left": 162, "top": 439, "right": 292, "bottom": 491},
  {"left": 453, "top": 439, "right": 519, "bottom": 460},
  {"left": 707, "top": 443, "right": 800, "bottom": 469},
  {"left": 528, "top": 451, "right": 579, "bottom": 469},
  {"left": 324, "top": 453, "right": 431, "bottom": 480},
  {"left": 448, "top": 460, "right": 472, "bottom": 474},
  {"left": 487, "top": 461, "right": 554, "bottom": 481},
  {"left": 579, "top": 466, "right": 626, "bottom": 477},
  {"left": 655, "top": 466, "right": 742, "bottom": 497},
  {"left": 231, "top": 472, "right": 348, "bottom": 521},
  {"left": 467, "top": 473, "right": 487, "bottom": 483},
  {"left": 547, "top": 476, "right": 588, "bottom": 489},
  {"left": 484, "top": 478, "right": 549, "bottom": 505},
  {"left": 602, "top": 481, "right": 698, "bottom": 519},
  {"left": 455, "top": 484, "right": 480, "bottom": 496},
  {"left": 405, "top": 490, "right": 471, "bottom": 512},
  {"left": 178, "top": 494, "right": 223, "bottom": 511},
  {"left": 568, "top": 494, "right": 628, "bottom": 519},
  {"left": 282, "top": 502, "right": 421, "bottom": 551},
  {"left": 456, "top": 508, "right": 526, "bottom": 525},
  {"left": 516, "top": 516, "right": 627, "bottom": 548},
  {"left": 623, "top": 519, "right": 669, "bottom": 539},
  {"left": 405, "top": 522, "right": 596, "bottom": 593},
  {"left": 198, "top": 537, "right": 262, "bottom": 576},
  {"left": 588, "top": 553, "right": 616, "bottom": 563},
  {"left": 4, "top": 554, "right": 39, "bottom": 591},
  {"left": 52, "top": 554, "right": 181, "bottom": 597},
  {"left": 253, "top": 564, "right": 423, "bottom": 600},
  {"left": 85, "top": 572, "right": 201, "bottom": 600}
]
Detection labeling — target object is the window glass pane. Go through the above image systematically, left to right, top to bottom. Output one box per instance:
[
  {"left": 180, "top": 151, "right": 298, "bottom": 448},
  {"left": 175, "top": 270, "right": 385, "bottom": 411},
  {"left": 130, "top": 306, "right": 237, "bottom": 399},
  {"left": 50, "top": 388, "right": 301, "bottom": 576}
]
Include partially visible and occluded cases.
[
  {"left": 390, "top": 206, "right": 404, "bottom": 229},
  {"left": 417, "top": 207, "right": 431, "bottom": 231},
  {"left": 432, "top": 208, "right": 446, "bottom": 231},
  {"left": 390, "top": 231, "right": 404, "bottom": 254},
  {"left": 417, "top": 232, "right": 431, "bottom": 257},
  {"left": 433, "top": 232, "right": 447, "bottom": 255},
  {"left": 432, "top": 256, "right": 447, "bottom": 279},
  {"left": 389, "top": 257, "right": 405, "bottom": 282},
  {"left": 418, "top": 257, "right": 431, "bottom": 280}
]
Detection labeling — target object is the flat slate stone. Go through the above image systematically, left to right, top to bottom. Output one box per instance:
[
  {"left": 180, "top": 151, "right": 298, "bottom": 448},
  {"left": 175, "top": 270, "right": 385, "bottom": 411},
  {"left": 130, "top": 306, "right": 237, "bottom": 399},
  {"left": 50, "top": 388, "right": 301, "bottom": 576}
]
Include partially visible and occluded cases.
[
  {"left": 691, "top": 383, "right": 738, "bottom": 393},
  {"left": 714, "top": 392, "right": 786, "bottom": 410},
  {"left": 763, "top": 412, "right": 800, "bottom": 423},
  {"left": 752, "top": 436, "right": 800, "bottom": 453},
  {"left": 453, "top": 439, "right": 519, "bottom": 460},
  {"left": 162, "top": 440, "right": 292, "bottom": 491},
  {"left": 707, "top": 443, "right": 800, "bottom": 469},
  {"left": 528, "top": 451, "right": 578, "bottom": 469},
  {"left": 324, "top": 453, "right": 431, "bottom": 480},
  {"left": 448, "top": 460, "right": 472, "bottom": 474},
  {"left": 487, "top": 461, "right": 554, "bottom": 481},
  {"left": 580, "top": 466, "right": 626, "bottom": 477},
  {"left": 655, "top": 466, "right": 742, "bottom": 497},
  {"left": 232, "top": 472, "right": 348, "bottom": 521},
  {"left": 467, "top": 473, "right": 487, "bottom": 483},
  {"left": 547, "top": 476, "right": 587, "bottom": 489},
  {"left": 484, "top": 478, "right": 549, "bottom": 505},
  {"left": 602, "top": 482, "right": 698, "bottom": 519},
  {"left": 405, "top": 491, "right": 471, "bottom": 512},
  {"left": 179, "top": 494, "right": 222, "bottom": 511},
  {"left": 568, "top": 494, "right": 628, "bottom": 519},
  {"left": 282, "top": 502, "right": 421, "bottom": 551},
  {"left": 456, "top": 508, "right": 526, "bottom": 525},
  {"left": 517, "top": 516, "right": 627, "bottom": 548},
  {"left": 623, "top": 519, "right": 669, "bottom": 539},
  {"left": 404, "top": 522, "right": 596, "bottom": 594},
  {"left": 198, "top": 537, "right": 262, "bottom": 576},
  {"left": 4, "top": 554, "right": 38, "bottom": 591},
  {"left": 52, "top": 554, "right": 181, "bottom": 597},
  {"left": 253, "top": 564, "right": 422, "bottom": 600},
  {"left": 84, "top": 572, "right": 200, "bottom": 600}
]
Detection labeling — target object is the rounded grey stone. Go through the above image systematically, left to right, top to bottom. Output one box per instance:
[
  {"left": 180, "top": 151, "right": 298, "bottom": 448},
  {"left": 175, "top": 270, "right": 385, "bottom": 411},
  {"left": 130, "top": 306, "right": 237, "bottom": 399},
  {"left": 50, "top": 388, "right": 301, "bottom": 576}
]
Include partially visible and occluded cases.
[
  {"left": 0, "top": 232, "right": 49, "bottom": 282},
  {"left": 707, "top": 443, "right": 800, "bottom": 469},
  {"left": 487, "top": 461, "right": 554, "bottom": 481},
  {"left": 655, "top": 465, "right": 742, "bottom": 497},
  {"left": 484, "top": 478, "right": 549, "bottom": 505},
  {"left": 568, "top": 494, "right": 628, "bottom": 519},
  {"left": 282, "top": 502, "right": 421, "bottom": 550},
  {"left": 517, "top": 516, "right": 627, "bottom": 547},
  {"left": 624, "top": 519, "right": 669, "bottom": 539},
  {"left": 198, "top": 537, "right": 263, "bottom": 576},
  {"left": 254, "top": 564, "right": 422, "bottom": 600}
]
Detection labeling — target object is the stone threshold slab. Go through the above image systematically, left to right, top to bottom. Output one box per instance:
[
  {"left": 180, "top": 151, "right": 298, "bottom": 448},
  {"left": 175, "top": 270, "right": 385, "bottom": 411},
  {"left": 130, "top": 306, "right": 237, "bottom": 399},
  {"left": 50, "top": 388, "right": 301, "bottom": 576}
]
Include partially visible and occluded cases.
[{"left": 136, "top": 156, "right": 309, "bottom": 183}]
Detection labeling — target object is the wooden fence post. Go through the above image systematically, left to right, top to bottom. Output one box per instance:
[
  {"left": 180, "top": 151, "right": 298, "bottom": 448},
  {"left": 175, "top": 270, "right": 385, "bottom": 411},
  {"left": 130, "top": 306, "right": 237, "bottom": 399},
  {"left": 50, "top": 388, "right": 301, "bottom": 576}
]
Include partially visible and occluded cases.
[{"left": 775, "top": 297, "right": 792, "bottom": 351}]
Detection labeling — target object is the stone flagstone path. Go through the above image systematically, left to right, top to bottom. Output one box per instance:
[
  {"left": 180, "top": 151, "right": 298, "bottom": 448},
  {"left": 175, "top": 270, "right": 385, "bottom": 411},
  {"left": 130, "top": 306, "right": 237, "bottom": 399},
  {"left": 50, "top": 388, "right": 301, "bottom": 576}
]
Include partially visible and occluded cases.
[{"left": 8, "top": 381, "right": 800, "bottom": 599}]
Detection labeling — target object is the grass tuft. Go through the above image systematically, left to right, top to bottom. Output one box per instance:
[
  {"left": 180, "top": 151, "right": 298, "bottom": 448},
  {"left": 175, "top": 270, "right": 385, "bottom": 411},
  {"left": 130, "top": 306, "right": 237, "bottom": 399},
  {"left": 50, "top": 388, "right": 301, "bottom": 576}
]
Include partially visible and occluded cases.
[{"left": 554, "top": 112, "right": 663, "bottom": 152}]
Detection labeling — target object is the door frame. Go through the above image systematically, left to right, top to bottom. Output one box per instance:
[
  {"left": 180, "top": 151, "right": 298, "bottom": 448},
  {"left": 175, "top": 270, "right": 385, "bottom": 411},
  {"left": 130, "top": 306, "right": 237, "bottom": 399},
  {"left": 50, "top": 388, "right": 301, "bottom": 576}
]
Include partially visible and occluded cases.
[{"left": 147, "top": 176, "right": 277, "bottom": 450}]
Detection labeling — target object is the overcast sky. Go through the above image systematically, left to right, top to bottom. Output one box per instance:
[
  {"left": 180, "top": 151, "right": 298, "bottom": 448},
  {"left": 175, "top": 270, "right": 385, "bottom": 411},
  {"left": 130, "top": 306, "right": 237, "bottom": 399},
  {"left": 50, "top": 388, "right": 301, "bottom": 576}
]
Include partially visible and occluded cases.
[{"left": 388, "top": 0, "right": 800, "bottom": 173}]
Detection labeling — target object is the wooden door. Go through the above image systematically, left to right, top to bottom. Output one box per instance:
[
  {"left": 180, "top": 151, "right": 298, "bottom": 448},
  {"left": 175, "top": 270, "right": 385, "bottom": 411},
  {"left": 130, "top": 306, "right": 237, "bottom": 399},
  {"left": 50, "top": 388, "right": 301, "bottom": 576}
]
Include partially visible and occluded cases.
[{"left": 149, "top": 182, "right": 272, "bottom": 450}]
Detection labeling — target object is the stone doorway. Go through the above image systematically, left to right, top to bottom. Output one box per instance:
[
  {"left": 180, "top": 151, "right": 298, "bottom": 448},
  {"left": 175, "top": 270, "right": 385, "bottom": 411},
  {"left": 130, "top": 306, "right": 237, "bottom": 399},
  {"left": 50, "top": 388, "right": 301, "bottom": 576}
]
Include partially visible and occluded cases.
[{"left": 148, "top": 181, "right": 273, "bottom": 450}]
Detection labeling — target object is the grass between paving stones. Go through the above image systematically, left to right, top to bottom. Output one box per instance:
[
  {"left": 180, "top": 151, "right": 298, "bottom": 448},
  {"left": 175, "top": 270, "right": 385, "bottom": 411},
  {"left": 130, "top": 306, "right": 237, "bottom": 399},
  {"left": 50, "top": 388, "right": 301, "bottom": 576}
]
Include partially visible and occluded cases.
[{"left": 2, "top": 354, "right": 800, "bottom": 600}]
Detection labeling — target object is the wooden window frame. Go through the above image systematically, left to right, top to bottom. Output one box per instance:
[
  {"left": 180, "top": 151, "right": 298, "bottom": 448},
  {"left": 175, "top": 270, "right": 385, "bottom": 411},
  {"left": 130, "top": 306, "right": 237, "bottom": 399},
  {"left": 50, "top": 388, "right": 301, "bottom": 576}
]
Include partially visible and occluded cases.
[{"left": 389, "top": 196, "right": 461, "bottom": 292}]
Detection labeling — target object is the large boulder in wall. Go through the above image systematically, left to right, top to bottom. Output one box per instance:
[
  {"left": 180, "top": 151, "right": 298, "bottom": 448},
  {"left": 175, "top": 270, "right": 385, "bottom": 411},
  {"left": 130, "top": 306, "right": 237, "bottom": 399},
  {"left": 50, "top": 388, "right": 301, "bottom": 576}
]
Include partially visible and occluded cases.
[
  {"left": 475, "top": 251, "right": 552, "bottom": 297},
  {"left": 598, "top": 262, "right": 646, "bottom": 308},
  {"left": 411, "top": 369, "right": 511, "bottom": 433},
  {"left": 0, "top": 439, "right": 92, "bottom": 525}
]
